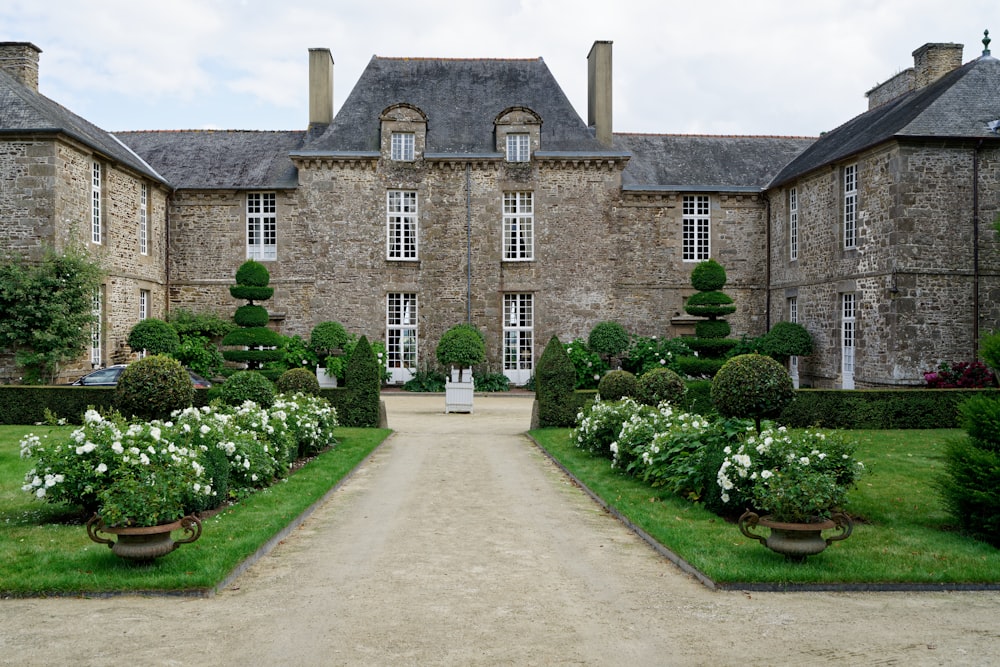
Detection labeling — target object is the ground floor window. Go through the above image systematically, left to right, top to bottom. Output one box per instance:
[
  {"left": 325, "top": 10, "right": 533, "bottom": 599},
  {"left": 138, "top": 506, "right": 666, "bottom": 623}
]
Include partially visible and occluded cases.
[
  {"left": 91, "top": 290, "right": 103, "bottom": 367},
  {"left": 386, "top": 293, "right": 417, "bottom": 384},
  {"left": 503, "top": 293, "right": 533, "bottom": 385},
  {"left": 841, "top": 293, "right": 855, "bottom": 389},
  {"left": 788, "top": 296, "right": 799, "bottom": 387}
]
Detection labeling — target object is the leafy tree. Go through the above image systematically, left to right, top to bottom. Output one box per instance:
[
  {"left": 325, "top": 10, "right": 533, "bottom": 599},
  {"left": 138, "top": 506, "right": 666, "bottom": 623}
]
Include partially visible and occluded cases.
[
  {"left": 0, "top": 248, "right": 103, "bottom": 383},
  {"left": 127, "top": 318, "right": 179, "bottom": 356},
  {"left": 588, "top": 321, "right": 629, "bottom": 365},
  {"left": 436, "top": 323, "right": 486, "bottom": 368},
  {"left": 711, "top": 353, "right": 794, "bottom": 433}
]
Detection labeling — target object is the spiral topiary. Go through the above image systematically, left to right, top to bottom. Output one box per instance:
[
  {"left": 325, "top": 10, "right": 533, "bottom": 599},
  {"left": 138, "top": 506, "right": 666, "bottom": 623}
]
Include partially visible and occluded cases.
[
  {"left": 126, "top": 318, "right": 180, "bottom": 356},
  {"left": 711, "top": 353, "right": 794, "bottom": 432},
  {"left": 115, "top": 354, "right": 194, "bottom": 421},
  {"left": 276, "top": 367, "right": 321, "bottom": 396},
  {"left": 638, "top": 367, "right": 687, "bottom": 406},
  {"left": 597, "top": 369, "right": 639, "bottom": 401},
  {"left": 220, "top": 370, "right": 276, "bottom": 408}
]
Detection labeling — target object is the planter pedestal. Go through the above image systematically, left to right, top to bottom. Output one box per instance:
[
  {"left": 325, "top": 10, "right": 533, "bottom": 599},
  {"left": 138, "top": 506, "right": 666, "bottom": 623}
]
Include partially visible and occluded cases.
[
  {"left": 316, "top": 367, "right": 338, "bottom": 388},
  {"left": 445, "top": 367, "right": 474, "bottom": 413},
  {"left": 86, "top": 514, "right": 202, "bottom": 561}
]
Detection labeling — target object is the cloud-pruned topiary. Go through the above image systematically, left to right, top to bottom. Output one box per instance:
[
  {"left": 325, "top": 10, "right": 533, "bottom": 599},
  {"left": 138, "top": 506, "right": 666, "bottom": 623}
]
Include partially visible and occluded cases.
[
  {"left": 679, "top": 259, "right": 738, "bottom": 376},
  {"left": 222, "top": 260, "right": 281, "bottom": 370},
  {"left": 126, "top": 318, "right": 180, "bottom": 356},
  {"left": 436, "top": 323, "right": 486, "bottom": 368},
  {"left": 711, "top": 353, "right": 794, "bottom": 433},
  {"left": 115, "top": 354, "right": 194, "bottom": 421},
  {"left": 638, "top": 367, "right": 687, "bottom": 406},
  {"left": 597, "top": 369, "right": 638, "bottom": 401},
  {"left": 219, "top": 370, "right": 276, "bottom": 408}
]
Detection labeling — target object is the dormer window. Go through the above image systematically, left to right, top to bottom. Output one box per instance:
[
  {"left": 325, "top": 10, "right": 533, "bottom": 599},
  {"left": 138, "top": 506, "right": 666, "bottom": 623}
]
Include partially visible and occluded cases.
[
  {"left": 391, "top": 132, "right": 415, "bottom": 161},
  {"left": 506, "top": 133, "right": 530, "bottom": 162}
]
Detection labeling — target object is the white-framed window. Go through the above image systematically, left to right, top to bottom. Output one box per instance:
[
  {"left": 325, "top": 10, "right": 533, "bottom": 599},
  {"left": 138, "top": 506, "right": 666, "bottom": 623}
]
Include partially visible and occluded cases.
[
  {"left": 390, "top": 132, "right": 415, "bottom": 161},
  {"left": 506, "top": 133, "right": 530, "bottom": 162},
  {"left": 91, "top": 162, "right": 102, "bottom": 245},
  {"left": 844, "top": 164, "right": 858, "bottom": 249},
  {"left": 139, "top": 183, "right": 148, "bottom": 256},
  {"left": 789, "top": 187, "right": 798, "bottom": 261},
  {"left": 387, "top": 190, "right": 418, "bottom": 260},
  {"left": 247, "top": 192, "right": 277, "bottom": 261},
  {"left": 503, "top": 192, "right": 534, "bottom": 261},
  {"left": 682, "top": 194, "right": 710, "bottom": 261},
  {"left": 139, "top": 289, "right": 149, "bottom": 320},
  {"left": 90, "top": 290, "right": 102, "bottom": 367},
  {"left": 386, "top": 293, "right": 418, "bottom": 383},
  {"left": 842, "top": 293, "right": 856, "bottom": 389},
  {"left": 503, "top": 294, "right": 534, "bottom": 385},
  {"left": 788, "top": 296, "right": 799, "bottom": 386}
]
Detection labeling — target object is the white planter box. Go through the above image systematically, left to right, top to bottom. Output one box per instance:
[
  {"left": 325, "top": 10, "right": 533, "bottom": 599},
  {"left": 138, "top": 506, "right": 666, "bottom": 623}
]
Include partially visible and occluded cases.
[
  {"left": 316, "top": 367, "right": 338, "bottom": 388},
  {"left": 445, "top": 367, "right": 474, "bottom": 413}
]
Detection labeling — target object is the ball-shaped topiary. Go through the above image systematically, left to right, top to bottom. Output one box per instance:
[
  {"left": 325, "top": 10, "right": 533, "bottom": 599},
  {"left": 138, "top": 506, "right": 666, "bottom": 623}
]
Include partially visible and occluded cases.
[
  {"left": 690, "top": 258, "right": 727, "bottom": 292},
  {"left": 234, "top": 260, "right": 271, "bottom": 287},
  {"left": 234, "top": 304, "right": 270, "bottom": 328},
  {"left": 126, "top": 318, "right": 180, "bottom": 356},
  {"left": 310, "top": 321, "right": 349, "bottom": 358},
  {"left": 588, "top": 321, "right": 630, "bottom": 360},
  {"left": 759, "top": 321, "right": 814, "bottom": 363},
  {"left": 436, "top": 323, "right": 486, "bottom": 367},
  {"left": 711, "top": 353, "right": 794, "bottom": 432},
  {"left": 115, "top": 354, "right": 194, "bottom": 421},
  {"left": 276, "top": 367, "right": 321, "bottom": 396},
  {"left": 638, "top": 367, "right": 687, "bottom": 406},
  {"left": 597, "top": 369, "right": 639, "bottom": 401},
  {"left": 219, "top": 370, "right": 276, "bottom": 408}
]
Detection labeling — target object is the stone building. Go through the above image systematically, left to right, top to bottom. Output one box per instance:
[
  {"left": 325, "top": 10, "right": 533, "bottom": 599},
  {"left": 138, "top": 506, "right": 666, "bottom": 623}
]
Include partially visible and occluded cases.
[{"left": 1, "top": 36, "right": 999, "bottom": 387}]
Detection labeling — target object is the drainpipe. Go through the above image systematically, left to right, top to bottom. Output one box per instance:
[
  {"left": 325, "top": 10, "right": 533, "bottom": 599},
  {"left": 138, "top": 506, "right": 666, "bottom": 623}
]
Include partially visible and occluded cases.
[
  {"left": 973, "top": 140, "right": 983, "bottom": 358},
  {"left": 466, "top": 164, "right": 472, "bottom": 324},
  {"left": 762, "top": 191, "right": 772, "bottom": 332}
]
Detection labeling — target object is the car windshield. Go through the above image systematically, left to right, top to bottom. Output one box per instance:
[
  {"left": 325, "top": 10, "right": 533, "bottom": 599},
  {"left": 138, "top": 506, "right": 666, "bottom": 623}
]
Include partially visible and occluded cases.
[{"left": 79, "top": 367, "right": 122, "bottom": 384}]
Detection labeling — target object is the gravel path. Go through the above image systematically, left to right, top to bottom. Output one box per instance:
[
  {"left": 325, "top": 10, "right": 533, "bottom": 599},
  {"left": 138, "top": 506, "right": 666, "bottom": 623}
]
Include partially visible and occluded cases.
[{"left": 2, "top": 393, "right": 999, "bottom": 666}]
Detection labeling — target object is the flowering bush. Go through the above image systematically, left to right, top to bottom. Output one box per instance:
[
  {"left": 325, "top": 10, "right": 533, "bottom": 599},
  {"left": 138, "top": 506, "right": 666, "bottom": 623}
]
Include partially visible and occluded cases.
[
  {"left": 622, "top": 335, "right": 692, "bottom": 376},
  {"left": 564, "top": 339, "right": 607, "bottom": 390},
  {"left": 923, "top": 361, "right": 996, "bottom": 388},
  {"left": 272, "top": 393, "right": 339, "bottom": 458},
  {"left": 573, "top": 397, "right": 643, "bottom": 458},
  {"left": 611, "top": 402, "right": 681, "bottom": 470},
  {"left": 627, "top": 407, "right": 727, "bottom": 498},
  {"left": 717, "top": 427, "right": 864, "bottom": 523}
]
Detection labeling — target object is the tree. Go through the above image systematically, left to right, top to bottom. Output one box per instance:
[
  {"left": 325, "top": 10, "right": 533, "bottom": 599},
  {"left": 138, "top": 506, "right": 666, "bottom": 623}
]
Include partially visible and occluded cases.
[
  {"left": 0, "top": 248, "right": 103, "bottom": 383},
  {"left": 221, "top": 260, "right": 282, "bottom": 370},
  {"left": 127, "top": 318, "right": 179, "bottom": 356},
  {"left": 587, "top": 321, "right": 629, "bottom": 366},
  {"left": 436, "top": 323, "right": 486, "bottom": 368},
  {"left": 711, "top": 353, "right": 794, "bottom": 433}
]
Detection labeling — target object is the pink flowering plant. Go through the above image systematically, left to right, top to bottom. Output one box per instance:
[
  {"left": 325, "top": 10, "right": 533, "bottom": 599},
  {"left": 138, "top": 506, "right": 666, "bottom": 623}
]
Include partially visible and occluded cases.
[{"left": 717, "top": 427, "right": 865, "bottom": 523}]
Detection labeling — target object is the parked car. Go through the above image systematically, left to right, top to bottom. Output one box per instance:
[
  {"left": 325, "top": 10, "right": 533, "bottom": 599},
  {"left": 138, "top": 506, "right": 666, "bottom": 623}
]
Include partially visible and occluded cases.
[{"left": 69, "top": 364, "right": 212, "bottom": 388}]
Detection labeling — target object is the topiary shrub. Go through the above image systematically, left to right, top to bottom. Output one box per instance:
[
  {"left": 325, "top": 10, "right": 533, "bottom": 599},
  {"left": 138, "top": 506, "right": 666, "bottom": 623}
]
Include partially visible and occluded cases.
[
  {"left": 690, "top": 258, "right": 727, "bottom": 291},
  {"left": 222, "top": 260, "right": 281, "bottom": 370},
  {"left": 235, "top": 260, "right": 271, "bottom": 287},
  {"left": 682, "top": 260, "right": 736, "bottom": 378},
  {"left": 684, "top": 290, "right": 737, "bottom": 320},
  {"left": 234, "top": 304, "right": 270, "bottom": 328},
  {"left": 126, "top": 318, "right": 180, "bottom": 356},
  {"left": 695, "top": 319, "right": 731, "bottom": 339},
  {"left": 310, "top": 321, "right": 350, "bottom": 359},
  {"left": 588, "top": 321, "right": 630, "bottom": 364},
  {"left": 759, "top": 321, "right": 813, "bottom": 364},
  {"left": 436, "top": 323, "right": 486, "bottom": 368},
  {"left": 980, "top": 331, "right": 1000, "bottom": 373},
  {"left": 343, "top": 335, "right": 381, "bottom": 427},
  {"left": 536, "top": 335, "right": 579, "bottom": 427},
  {"left": 711, "top": 353, "right": 794, "bottom": 433},
  {"left": 115, "top": 354, "right": 194, "bottom": 421},
  {"left": 276, "top": 367, "right": 321, "bottom": 396},
  {"left": 638, "top": 367, "right": 687, "bottom": 406},
  {"left": 597, "top": 369, "right": 638, "bottom": 401},
  {"left": 219, "top": 370, "right": 276, "bottom": 408}
]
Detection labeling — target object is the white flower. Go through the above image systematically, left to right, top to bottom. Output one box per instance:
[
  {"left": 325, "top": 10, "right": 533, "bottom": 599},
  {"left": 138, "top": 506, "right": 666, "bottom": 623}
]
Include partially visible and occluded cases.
[
  {"left": 659, "top": 358, "right": 666, "bottom": 365},
  {"left": 200, "top": 425, "right": 211, "bottom": 435},
  {"left": 150, "top": 426, "right": 161, "bottom": 441},
  {"left": 799, "top": 456, "right": 810, "bottom": 465},
  {"left": 96, "top": 463, "right": 107, "bottom": 473},
  {"left": 760, "top": 469, "right": 773, "bottom": 479},
  {"left": 35, "top": 487, "right": 46, "bottom": 498}
]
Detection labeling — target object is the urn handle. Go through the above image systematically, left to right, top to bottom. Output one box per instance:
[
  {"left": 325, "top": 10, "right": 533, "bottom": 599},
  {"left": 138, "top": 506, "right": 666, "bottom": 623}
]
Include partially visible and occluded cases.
[
  {"left": 738, "top": 510, "right": 767, "bottom": 545},
  {"left": 825, "top": 512, "right": 854, "bottom": 545},
  {"left": 85, "top": 513, "right": 114, "bottom": 548},
  {"left": 174, "top": 515, "right": 203, "bottom": 545}
]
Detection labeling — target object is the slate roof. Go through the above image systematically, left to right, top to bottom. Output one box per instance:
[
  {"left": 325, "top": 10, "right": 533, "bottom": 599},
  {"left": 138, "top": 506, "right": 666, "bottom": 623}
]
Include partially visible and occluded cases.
[
  {"left": 770, "top": 54, "right": 1000, "bottom": 187},
  {"left": 300, "top": 56, "right": 609, "bottom": 155},
  {"left": 0, "top": 69, "right": 165, "bottom": 183},
  {"left": 116, "top": 130, "right": 305, "bottom": 190},
  {"left": 614, "top": 133, "right": 815, "bottom": 192}
]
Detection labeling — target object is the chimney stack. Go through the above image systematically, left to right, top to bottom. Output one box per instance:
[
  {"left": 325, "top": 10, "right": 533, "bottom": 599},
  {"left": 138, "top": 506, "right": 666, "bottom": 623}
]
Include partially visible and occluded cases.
[
  {"left": 587, "top": 40, "right": 613, "bottom": 147},
  {"left": 0, "top": 42, "right": 41, "bottom": 91},
  {"left": 866, "top": 42, "right": 964, "bottom": 110},
  {"left": 308, "top": 48, "right": 334, "bottom": 127}
]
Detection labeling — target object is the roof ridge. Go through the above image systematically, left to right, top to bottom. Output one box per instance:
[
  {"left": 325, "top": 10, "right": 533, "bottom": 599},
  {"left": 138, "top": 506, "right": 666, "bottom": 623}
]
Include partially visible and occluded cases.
[
  {"left": 374, "top": 56, "right": 542, "bottom": 63},
  {"left": 114, "top": 128, "right": 305, "bottom": 135},
  {"left": 617, "top": 132, "right": 817, "bottom": 140}
]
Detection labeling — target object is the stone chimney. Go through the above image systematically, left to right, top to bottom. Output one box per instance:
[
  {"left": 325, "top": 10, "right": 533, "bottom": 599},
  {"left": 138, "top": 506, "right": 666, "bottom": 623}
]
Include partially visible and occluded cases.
[
  {"left": 587, "top": 40, "right": 613, "bottom": 147},
  {"left": 0, "top": 42, "right": 41, "bottom": 91},
  {"left": 866, "top": 42, "right": 963, "bottom": 110},
  {"left": 309, "top": 47, "right": 334, "bottom": 127}
]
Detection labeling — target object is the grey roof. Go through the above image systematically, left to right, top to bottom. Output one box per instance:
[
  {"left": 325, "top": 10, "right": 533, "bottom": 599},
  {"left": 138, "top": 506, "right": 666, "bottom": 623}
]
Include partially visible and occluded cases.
[
  {"left": 770, "top": 54, "right": 1000, "bottom": 187},
  {"left": 301, "top": 56, "right": 606, "bottom": 154},
  {"left": 0, "top": 69, "right": 165, "bottom": 183},
  {"left": 117, "top": 130, "right": 305, "bottom": 189},
  {"left": 614, "top": 133, "right": 815, "bottom": 191}
]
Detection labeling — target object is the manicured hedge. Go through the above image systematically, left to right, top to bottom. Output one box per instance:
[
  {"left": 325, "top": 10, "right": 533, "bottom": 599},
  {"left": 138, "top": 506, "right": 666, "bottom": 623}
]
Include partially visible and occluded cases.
[
  {"left": 0, "top": 386, "right": 211, "bottom": 425},
  {"left": 778, "top": 388, "right": 1000, "bottom": 429}
]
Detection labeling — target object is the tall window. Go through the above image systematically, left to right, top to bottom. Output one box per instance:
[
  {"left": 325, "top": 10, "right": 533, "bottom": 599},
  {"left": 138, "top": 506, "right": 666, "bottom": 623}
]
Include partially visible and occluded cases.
[
  {"left": 391, "top": 132, "right": 414, "bottom": 161},
  {"left": 506, "top": 133, "right": 530, "bottom": 162},
  {"left": 91, "top": 162, "right": 102, "bottom": 245},
  {"left": 844, "top": 164, "right": 858, "bottom": 249},
  {"left": 139, "top": 183, "right": 148, "bottom": 256},
  {"left": 789, "top": 187, "right": 798, "bottom": 261},
  {"left": 387, "top": 191, "right": 418, "bottom": 260},
  {"left": 247, "top": 192, "right": 277, "bottom": 261},
  {"left": 503, "top": 192, "right": 534, "bottom": 260},
  {"left": 682, "top": 195, "right": 710, "bottom": 261},
  {"left": 139, "top": 289, "right": 149, "bottom": 320},
  {"left": 90, "top": 291, "right": 102, "bottom": 367},
  {"left": 386, "top": 293, "right": 418, "bottom": 379},
  {"left": 842, "top": 293, "right": 856, "bottom": 389},
  {"left": 503, "top": 294, "right": 534, "bottom": 383},
  {"left": 788, "top": 296, "right": 799, "bottom": 384}
]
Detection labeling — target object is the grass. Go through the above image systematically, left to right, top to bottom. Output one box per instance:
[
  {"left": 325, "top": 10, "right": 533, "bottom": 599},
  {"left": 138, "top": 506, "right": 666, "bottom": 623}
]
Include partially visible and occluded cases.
[
  {"left": 1, "top": 424, "right": 390, "bottom": 596},
  {"left": 530, "top": 427, "right": 1000, "bottom": 588}
]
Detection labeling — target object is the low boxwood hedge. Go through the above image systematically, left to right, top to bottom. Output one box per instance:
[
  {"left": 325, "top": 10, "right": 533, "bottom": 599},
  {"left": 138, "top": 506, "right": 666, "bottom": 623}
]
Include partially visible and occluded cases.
[{"left": 778, "top": 388, "right": 1000, "bottom": 429}]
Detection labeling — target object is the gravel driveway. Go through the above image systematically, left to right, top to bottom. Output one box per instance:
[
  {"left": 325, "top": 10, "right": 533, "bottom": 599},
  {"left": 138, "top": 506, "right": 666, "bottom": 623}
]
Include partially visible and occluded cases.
[{"left": 2, "top": 393, "right": 999, "bottom": 666}]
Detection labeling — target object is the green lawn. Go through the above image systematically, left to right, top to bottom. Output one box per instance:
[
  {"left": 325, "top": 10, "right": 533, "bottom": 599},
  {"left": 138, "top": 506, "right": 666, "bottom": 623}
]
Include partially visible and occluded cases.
[
  {"left": 1, "top": 425, "right": 390, "bottom": 596},
  {"left": 530, "top": 427, "right": 1000, "bottom": 588}
]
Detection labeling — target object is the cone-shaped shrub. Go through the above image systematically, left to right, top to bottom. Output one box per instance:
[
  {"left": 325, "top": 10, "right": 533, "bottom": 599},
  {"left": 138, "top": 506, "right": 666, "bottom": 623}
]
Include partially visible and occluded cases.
[
  {"left": 343, "top": 335, "right": 381, "bottom": 427},
  {"left": 536, "top": 335, "right": 578, "bottom": 427}
]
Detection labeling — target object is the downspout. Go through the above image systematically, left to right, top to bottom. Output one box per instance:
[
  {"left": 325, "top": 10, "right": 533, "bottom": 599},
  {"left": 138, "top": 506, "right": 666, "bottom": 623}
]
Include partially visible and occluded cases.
[
  {"left": 973, "top": 140, "right": 983, "bottom": 358},
  {"left": 466, "top": 163, "right": 472, "bottom": 324},
  {"left": 762, "top": 191, "right": 772, "bottom": 332}
]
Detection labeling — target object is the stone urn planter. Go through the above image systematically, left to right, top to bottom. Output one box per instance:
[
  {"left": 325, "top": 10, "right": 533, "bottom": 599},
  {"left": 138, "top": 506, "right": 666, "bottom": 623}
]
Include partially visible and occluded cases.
[
  {"left": 738, "top": 510, "right": 853, "bottom": 562},
  {"left": 86, "top": 514, "right": 202, "bottom": 561}
]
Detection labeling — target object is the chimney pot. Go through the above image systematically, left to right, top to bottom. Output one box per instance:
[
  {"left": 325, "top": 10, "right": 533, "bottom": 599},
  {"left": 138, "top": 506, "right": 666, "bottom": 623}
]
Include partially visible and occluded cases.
[{"left": 587, "top": 41, "right": 613, "bottom": 147}]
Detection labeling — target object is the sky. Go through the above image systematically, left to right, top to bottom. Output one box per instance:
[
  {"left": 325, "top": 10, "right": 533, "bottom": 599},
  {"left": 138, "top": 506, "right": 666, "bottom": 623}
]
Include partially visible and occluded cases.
[{"left": 1, "top": 0, "right": 997, "bottom": 138}]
